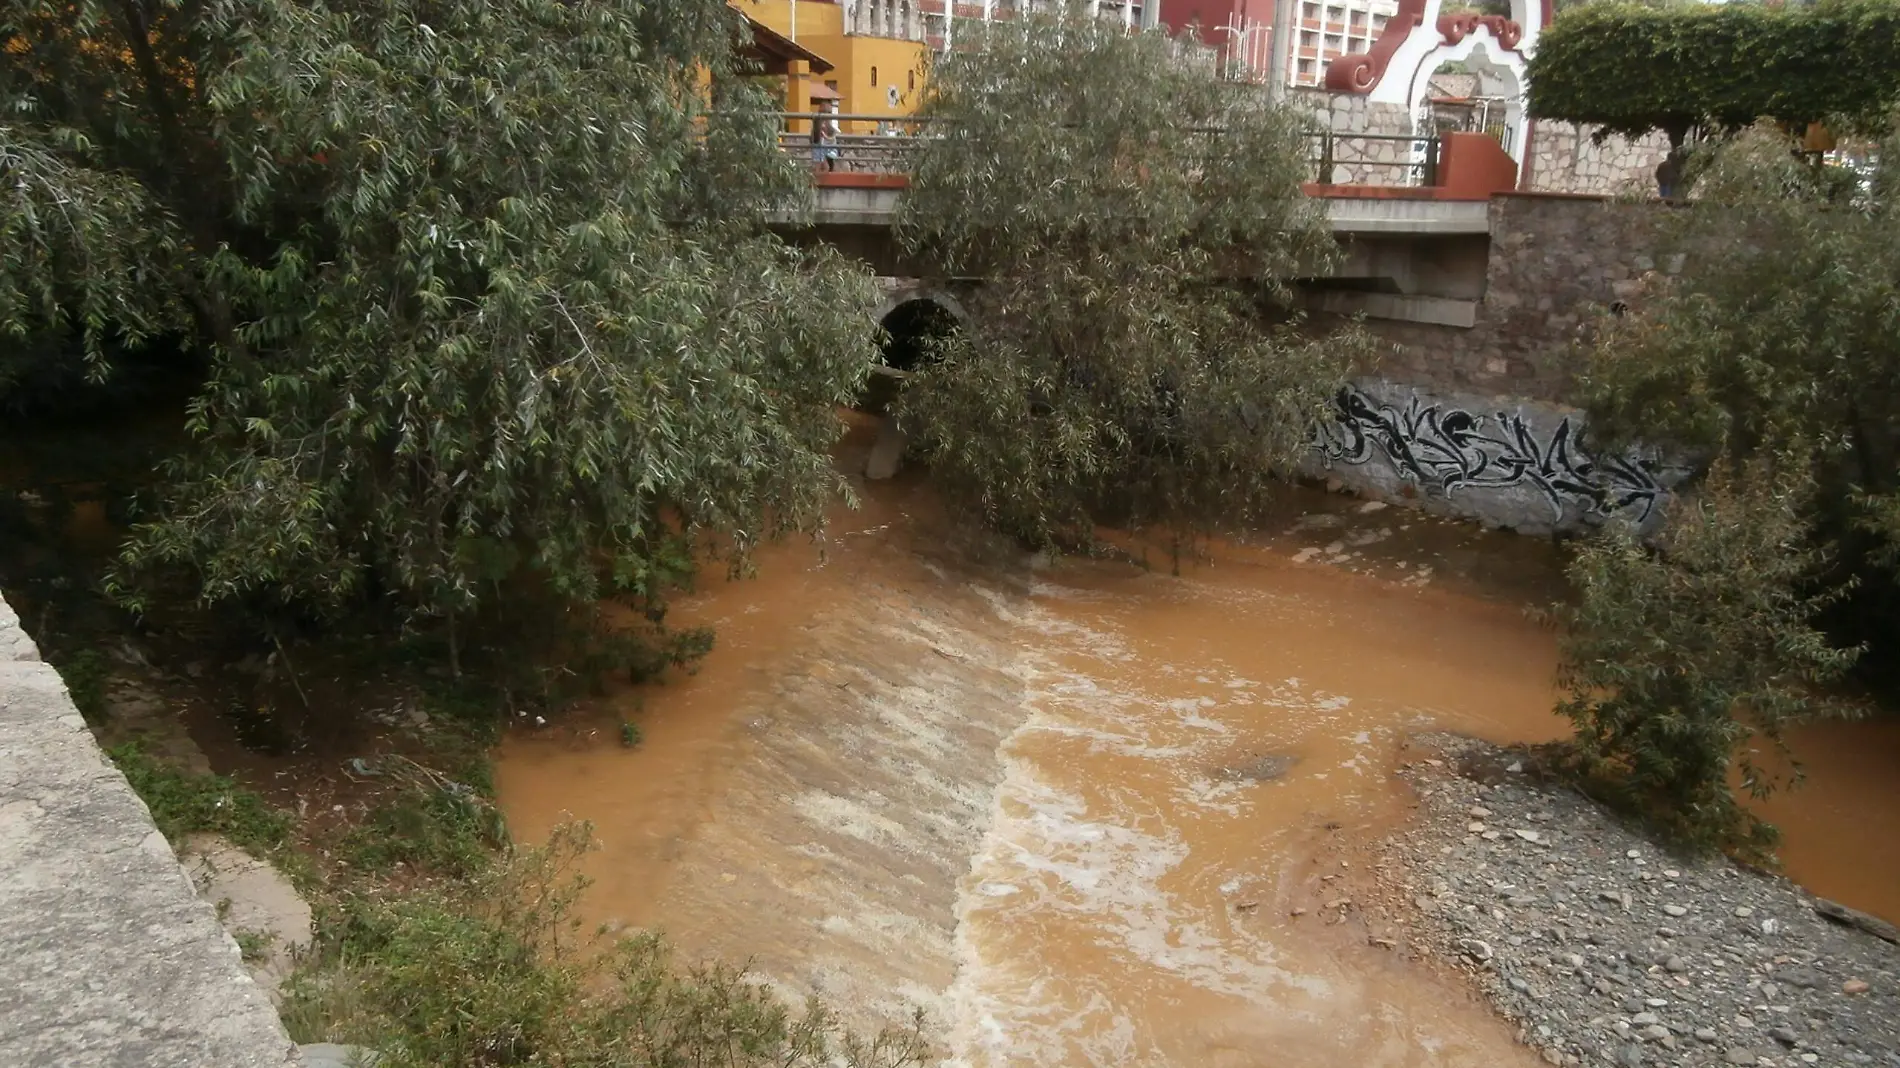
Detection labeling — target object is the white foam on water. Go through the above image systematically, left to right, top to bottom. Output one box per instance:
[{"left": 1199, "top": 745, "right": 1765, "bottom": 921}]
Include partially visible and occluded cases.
[{"left": 945, "top": 595, "right": 1347, "bottom": 1066}]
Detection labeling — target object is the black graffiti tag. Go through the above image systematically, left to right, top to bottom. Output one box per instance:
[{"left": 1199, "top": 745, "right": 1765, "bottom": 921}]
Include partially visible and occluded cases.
[{"left": 1315, "top": 386, "right": 1666, "bottom": 522}]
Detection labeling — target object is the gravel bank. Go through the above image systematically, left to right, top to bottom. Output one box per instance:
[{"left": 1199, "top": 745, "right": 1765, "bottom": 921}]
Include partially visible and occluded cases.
[{"left": 1370, "top": 734, "right": 1900, "bottom": 1068}]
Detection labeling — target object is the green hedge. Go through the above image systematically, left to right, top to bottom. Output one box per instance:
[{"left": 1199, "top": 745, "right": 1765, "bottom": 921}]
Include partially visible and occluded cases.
[{"left": 1527, "top": 0, "right": 1900, "bottom": 144}]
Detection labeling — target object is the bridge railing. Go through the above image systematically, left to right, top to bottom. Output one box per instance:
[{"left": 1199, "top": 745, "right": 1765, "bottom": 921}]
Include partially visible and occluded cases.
[
  {"left": 775, "top": 112, "right": 1444, "bottom": 189},
  {"left": 777, "top": 112, "right": 941, "bottom": 174},
  {"left": 1307, "top": 130, "right": 1441, "bottom": 188}
]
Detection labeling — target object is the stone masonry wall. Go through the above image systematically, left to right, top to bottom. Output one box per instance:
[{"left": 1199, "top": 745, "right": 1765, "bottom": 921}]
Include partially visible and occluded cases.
[
  {"left": 1288, "top": 89, "right": 1668, "bottom": 197},
  {"left": 1526, "top": 120, "right": 1671, "bottom": 197},
  {"left": 1364, "top": 194, "right": 1669, "bottom": 406},
  {"left": 1304, "top": 195, "right": 1691, "bottom": 534},
  {"left": 0, "top": 594, "right": 299, "bottom": 1067}
]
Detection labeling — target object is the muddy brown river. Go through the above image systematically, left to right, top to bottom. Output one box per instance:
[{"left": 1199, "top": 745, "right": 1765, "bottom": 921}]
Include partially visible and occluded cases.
[{"left": 496, "top": 425, "right": 1900, "bottom": 1066}]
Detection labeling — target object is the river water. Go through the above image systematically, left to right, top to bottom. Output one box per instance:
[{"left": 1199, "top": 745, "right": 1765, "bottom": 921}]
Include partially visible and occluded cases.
[{"left": 495, "top": 422, "right": 1900, "bottom": 1065}]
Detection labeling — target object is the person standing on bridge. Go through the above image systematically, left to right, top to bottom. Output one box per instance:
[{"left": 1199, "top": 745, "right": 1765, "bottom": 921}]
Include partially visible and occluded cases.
[{"left": 812, "top": 104, "right": 840, "bottom": 173}]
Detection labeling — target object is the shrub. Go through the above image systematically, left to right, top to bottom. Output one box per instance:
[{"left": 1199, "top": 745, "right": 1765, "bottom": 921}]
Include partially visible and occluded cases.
[
  {"left": 893, "top": 5, "right": 1365, "bottom": 550},
  {"left": 1556, "top": 460, "right": 1860, "bottom": 855},
  {"left": 287, "top": 823, "right": 931, "bottom": 1068}
]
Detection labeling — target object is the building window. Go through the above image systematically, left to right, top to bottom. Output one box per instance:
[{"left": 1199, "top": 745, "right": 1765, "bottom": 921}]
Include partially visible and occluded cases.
[
  {"left": 1373, "top": 14, "right": 1388, "bottom": 29},
  {"left": 1301, "top": 30, "right": 1317, "bottom": 47},
  {"left": 1298, "top": 58, "right": 1314, "bottom": 75},
  {"left": 871, "top": 66, "right": 879, "bottom": 86}
]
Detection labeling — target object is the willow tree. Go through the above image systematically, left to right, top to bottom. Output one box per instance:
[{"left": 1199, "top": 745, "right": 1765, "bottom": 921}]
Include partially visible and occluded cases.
[
  {"left": 2, "top": 0, "right": 880, "bottom": 657},
  {"left": 892, "top": 4, "right": 1361, "bottom": 549},
  {"left": 1556, "top": 127, "right": 1895, "bottom": 847}
]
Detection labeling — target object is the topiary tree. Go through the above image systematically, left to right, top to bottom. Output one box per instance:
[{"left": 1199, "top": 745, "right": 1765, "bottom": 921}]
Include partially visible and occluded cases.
[
  {"left": 2, "top": 0, "right": 880, "bottom": 666},
  {"left": 1527, "top": 0, "right": 1900, "bottom": 146},
  {"left": 892, "top": 3, "right": 1366, "bottom": 551}
]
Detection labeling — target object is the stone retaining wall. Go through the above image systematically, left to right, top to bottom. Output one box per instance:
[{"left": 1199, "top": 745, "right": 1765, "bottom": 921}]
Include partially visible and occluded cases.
[
  {"left": 1290, "top": 89, "right": 1669, "bottom": 198},
  {"left": 1292, "top": 89, "right": 1426, "bottom": 187},
  {"left": 1525, "top": 121, "right": 1670, "bottom": 198},
  {"left": 1366, "top": 194, "right": 1668, "bottom": 405},
  {"left": 1308, "top": 195, "right": 1689, "bottom": 534},
  {"left": 0, "top": 594, "right": 299, "bottom": 1067}
]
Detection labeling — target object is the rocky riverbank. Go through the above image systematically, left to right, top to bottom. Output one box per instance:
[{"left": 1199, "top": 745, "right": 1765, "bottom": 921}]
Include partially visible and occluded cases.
[{"left": 1367, "top": 734, "right": 1900, "bottom": 1068}]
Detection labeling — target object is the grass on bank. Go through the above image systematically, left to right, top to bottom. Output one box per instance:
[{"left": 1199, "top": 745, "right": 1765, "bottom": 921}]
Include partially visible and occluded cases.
[
  {"left": 92, "top": 675, "right": 931, "bottom": 1067},
  {"left": 108, "top": 740, "right": 293, "bottom": 856},
  {"left": 284, "top": 822, "right": 932, "bottom": 1068}
]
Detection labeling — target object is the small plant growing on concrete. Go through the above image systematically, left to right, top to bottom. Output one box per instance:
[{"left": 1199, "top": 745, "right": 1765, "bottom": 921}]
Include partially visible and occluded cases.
[{"left": 233, "top": 928, "right": 274, "bottom": 964}]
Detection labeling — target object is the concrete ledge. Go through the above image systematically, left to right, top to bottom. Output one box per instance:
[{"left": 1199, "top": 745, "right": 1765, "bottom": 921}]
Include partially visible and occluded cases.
[
  {"left": 781, "top": 186, "right": 1493, "bottom": 236},
  {"left": 1324, "top": 197, "right": 1490, "bottom": 235},
  {"left": 1312, "top": 290, "right": 1480, "bottom": 327},
  {"left": 0, "top": 596, "right": 299, "bottom": 1068}
]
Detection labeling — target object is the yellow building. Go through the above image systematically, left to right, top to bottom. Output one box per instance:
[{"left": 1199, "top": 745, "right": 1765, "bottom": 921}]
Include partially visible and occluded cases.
[{"left": 734, "top": 0, "right": 930, "bottom": 133}]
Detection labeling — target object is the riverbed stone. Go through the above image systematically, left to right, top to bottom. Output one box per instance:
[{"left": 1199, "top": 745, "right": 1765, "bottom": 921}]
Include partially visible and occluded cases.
[{"left": 1369, "top": 734, "right": 1900, "bottom": 1068}]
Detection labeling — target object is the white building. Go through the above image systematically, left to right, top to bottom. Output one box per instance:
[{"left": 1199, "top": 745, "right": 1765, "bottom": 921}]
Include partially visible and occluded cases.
[{"left": 1287, "top": 0, "right": 1401, "bottom": 87}]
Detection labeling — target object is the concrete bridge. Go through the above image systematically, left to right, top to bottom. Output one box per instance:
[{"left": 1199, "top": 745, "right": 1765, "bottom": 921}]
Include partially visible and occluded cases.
[
  {"left": 783, "top": 115, "right": 1685, "bottom": 537},
  {"left": 773, "top": 117, "right": 1522, "bottom": 334}
]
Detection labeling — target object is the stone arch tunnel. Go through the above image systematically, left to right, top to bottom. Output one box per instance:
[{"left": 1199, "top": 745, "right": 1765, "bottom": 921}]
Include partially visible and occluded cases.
[{"left": 877, "top": 295, "right": 961, "bottom": 374}]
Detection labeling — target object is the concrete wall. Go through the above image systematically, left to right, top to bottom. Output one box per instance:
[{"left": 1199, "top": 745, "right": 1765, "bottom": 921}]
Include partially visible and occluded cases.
[
  {"left": 1309, "top": 194, "right": 1688, "bottom": 533},
  {"left": 1308, "top": 379, "right": 1685, "bottom": 536},
  {"left": 0, "top": 595, "right": 299, "bottom": 1067}
]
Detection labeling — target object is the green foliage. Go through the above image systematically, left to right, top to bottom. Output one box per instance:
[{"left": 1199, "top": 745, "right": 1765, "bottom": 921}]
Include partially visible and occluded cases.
[
  {"left": 4, "top": 0, "right": 880, "bottom": 637},
  {"left": 1528, "top": 0, "right": 1900, "bottom": 144},
  {"left": 892, "top": 4, "right": 1364, "bottom": 549},
  {"left": 0, "top": 122, "right": 187, "bottom": 387},
  {"left": 1577, "top": 126, "right": 1900, "bottom": 675},
  {"left": 1562, "top": 127, "right": 1900, "bottom": 848},
  {"left": 1580, "top": 129, "right": 1900, "bottom": 457},
  {"left": 1557, "top": 462, "right": 1860, "bottom": 855},
  {"left": 49, "top": 647, "right": 109, "bottom": 722},
  {"left": 108, "top": 741, "right": 292, "bottom": 856},
  {"left": 341, "top": 788, "right": 503, "bottom": 882},
  {"left": 288, "top": 823, "right": 930, "bottom": 1068},
  {"left": 233, "top": 927, "right": 275, "bottom": 964}
]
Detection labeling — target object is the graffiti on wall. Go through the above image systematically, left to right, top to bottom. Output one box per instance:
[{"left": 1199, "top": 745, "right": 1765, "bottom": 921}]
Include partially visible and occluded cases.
[{"left": 1316, "top": 386, "right": 1667, "bottom": 522}]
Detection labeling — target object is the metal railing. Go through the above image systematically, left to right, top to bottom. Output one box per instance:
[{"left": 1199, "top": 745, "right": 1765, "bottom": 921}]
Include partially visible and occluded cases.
[
  {"left": 776, "top": 112, "right": 1444, "bottom": 188},
  {"left": 778, "top": 112, "right": 940, "bottom": 174},
  {"left": 1308, "top": 130, "right": 1440, "bottom": 187}
]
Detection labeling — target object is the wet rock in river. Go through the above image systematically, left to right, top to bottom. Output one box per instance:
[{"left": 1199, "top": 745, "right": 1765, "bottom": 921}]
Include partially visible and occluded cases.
[{"left": 1218, "top": 752, "right": 1299, "bottom": 783}]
